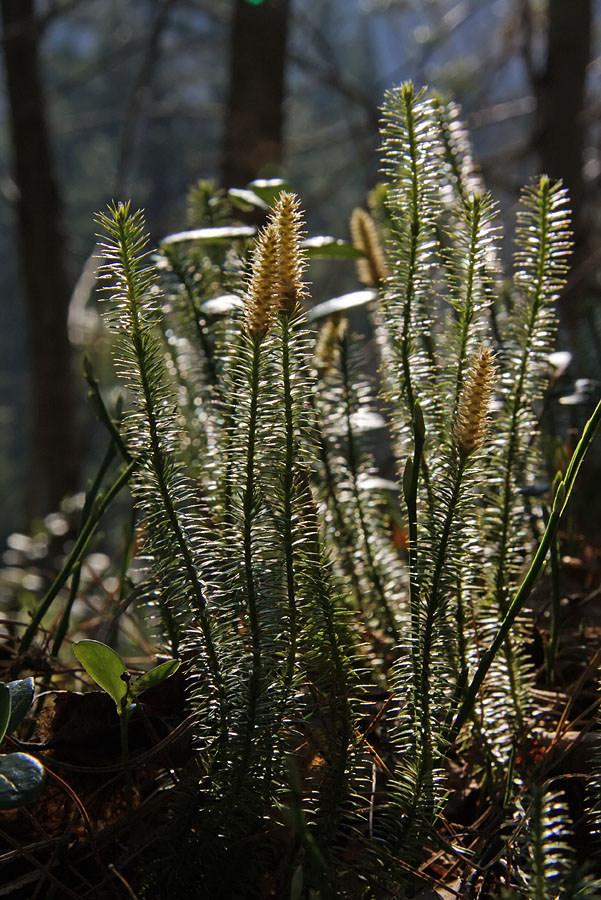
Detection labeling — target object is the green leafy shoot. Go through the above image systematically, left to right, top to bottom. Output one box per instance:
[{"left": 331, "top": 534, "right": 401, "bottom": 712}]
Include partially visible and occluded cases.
[
  {"left": 246, "top": 177, "right": 292, "bottom": 204},
  {"left": 301, "top": 235, "right": 364, "bottom": 258},
  {"left": 73, "top": 639, "right": 180, "bottom": 714},
  {"left": 73, "top": 639, "right": 128, "bottom": 713}
]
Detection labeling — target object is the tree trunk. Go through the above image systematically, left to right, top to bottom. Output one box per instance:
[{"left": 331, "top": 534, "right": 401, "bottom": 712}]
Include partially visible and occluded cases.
[
  {"left": 1, "top": 0, "right": 79, "bottom": 519},
  {"left": 221, "top": 0, "right": 290, "bottom": 188},
  {"left": 533, "top": 0, "right": 592, "bottom": 329}
]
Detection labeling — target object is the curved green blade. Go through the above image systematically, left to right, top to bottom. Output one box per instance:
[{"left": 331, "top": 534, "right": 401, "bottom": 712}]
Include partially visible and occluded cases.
[
  {"left": 246, "top": 177, "right": 292, "bottom": 204},
  {"left": 228, "top": 187, "right": 269, "bottom": 212},
  {"left": 161, "top": 225, "right": 256, "bottom": 246},
  {"left": 301, "top": 236, "right": 364, "bottom": 259},
  {"left": 306, "top": 289, "right": 376, "bottom": 322},
  {"left": 130, "top": 659, "right": 181, "bottom": 699},
  {"left": 0, "top": 752, "right": 45, "bottom": 809}
]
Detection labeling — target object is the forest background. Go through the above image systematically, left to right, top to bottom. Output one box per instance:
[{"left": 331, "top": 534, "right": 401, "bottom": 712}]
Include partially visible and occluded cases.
[{"left": 0, "top": 0, "right": 599, "bottom": 542}]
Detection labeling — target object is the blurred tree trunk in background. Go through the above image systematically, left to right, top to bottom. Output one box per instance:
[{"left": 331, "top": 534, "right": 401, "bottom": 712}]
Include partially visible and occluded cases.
[
  {"left": 1, "top": 0, "right": 79, "bottom": 520},
  {"left": 222, "top": 0, "right": 290, "bottom": 188},
  {"left": 531, "top": 0, "right": 592, "bottom": 330}
]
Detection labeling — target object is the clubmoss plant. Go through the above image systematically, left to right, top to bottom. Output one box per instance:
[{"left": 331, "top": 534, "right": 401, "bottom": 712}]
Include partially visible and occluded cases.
[{"left": 83, "top": 84, "right": 601, "bottom": 898}]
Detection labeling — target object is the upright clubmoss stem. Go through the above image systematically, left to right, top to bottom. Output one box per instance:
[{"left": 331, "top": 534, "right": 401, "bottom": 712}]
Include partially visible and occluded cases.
[
  {"left": 395, "top": 86, "right": 436, "bottom": 512},
  {"left": 492, "top": 180, "right": 551, "bottom": 727},
  {"left": 272, "top": 192, "right": 306, "bottom": 693},
  {"left": 453, "top": 194, "right": 482, "bottom": 415},
  {"left": 99, "top": 205, "right": 228, "bottom": 747},
  {"left": 236, "top": 220, "right": 279, "bottom": 783},
  {"left": 280, "top": 313, "right": 298, "bottom": 693},
  {"left": 240, "top": 334, "right": 263, "bottom": 760},
  {"left": 419, "top": 348, "right": 494, "bottom": 804},
  {"left": 451, "top": 395, "right": 601, "bottom": 741},
  {"left": 403, "top": 400, "right": 425, "bottom": 682}
]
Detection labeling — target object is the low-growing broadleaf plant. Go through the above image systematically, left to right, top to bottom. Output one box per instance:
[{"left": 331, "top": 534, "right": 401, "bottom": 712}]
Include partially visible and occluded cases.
[
  {"left": 72, "top": 639, "right": 180, "bottom": 716},
  {"left": 0, "top": 677, "right": 46, "bottom": 810}
]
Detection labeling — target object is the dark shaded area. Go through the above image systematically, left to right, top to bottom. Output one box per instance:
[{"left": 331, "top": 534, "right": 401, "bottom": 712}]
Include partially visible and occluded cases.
[
  {"left": 1, "top": 0, "right": 78, "bottom": 520},
  {"left": 221, "top": 0, "right": 290, "bottom": 187},
  {"left": 532, "top": 0, "right": 593, "bottom": 329}
]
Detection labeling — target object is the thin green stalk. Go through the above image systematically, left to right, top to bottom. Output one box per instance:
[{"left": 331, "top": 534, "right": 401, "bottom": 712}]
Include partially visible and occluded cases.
[
  {"left": 83, "top": 354, "right": 131, "bottom": 462},
  {"left": 447, "top": 389, "right": 601, "bottom": 742},
  {"left": 561, "top": 393, "right": 601, "bottom": 498},
  {"left": 51, "top": 440, "right": 118, "bottom": 659},
  {"left": 19, "top": 459, "right": 136, "bottom": 655},
  {"left": 544, "top": 502, "right": 561, "bottom": 688},
  {"left": 51, "top": 563, "right": 82, "bottom": 659}
]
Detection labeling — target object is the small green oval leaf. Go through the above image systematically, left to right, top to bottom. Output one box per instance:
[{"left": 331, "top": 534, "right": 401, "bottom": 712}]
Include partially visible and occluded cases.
[
  {"left": 246, "top": 178, "right": 292, "bottom": 204},
  {"left": 228, "top": 188, "right": 269, "bottom": 212},
  {"left": 161, "top": 225, "right": 256, "bottom": 246},
  {"left": 301, "top": 236, "right": 364, "bottom": 259},
  {"left": 306, "top": 290, "right": 377, "bottom": 322},
  {"left": 200, "top": 294, "right": 245, "bottom": 316},
  {"left": 73, "top": 640, "right": 128, "bottom": 713},
  {"left": 130, "top": 659, "right": 181, "bottom": 699},
  {"left": 7, "top": 677, "right": 34, "bottom": 736},
  {"left": 0, "top": 686, "right": 10, "bottom": 746},
  {"left": 0, "top": 752, "right": 46, "bottom": 809}
]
